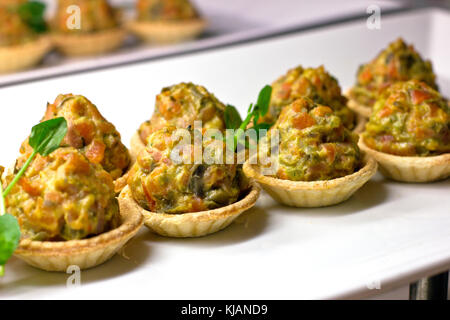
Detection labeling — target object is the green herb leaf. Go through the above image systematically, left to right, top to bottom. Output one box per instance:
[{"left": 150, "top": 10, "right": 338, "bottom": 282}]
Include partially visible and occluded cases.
[
  {"left": 18, "top": 1, "right": 47, "bottom": 34},
  {"left": 256, "top": 85, "right": 272, "bottom": 117},
  {"left": 224, "top": 86, "right": 273, "bottom": 152},
  {"left": 224, "top": 104, "right": 242, "bottom": 130},
  {"left": 3, "top": 117, "right": 68, "bottom": 198},
  {"left": 29, "top": 117, "right": 68, "bottom": 156},
  {"left": 253, "top": 122, "right": 273, "bottom": 132},
  {"left": 0, "top": 214, "right": 20, "bottom": 266}
]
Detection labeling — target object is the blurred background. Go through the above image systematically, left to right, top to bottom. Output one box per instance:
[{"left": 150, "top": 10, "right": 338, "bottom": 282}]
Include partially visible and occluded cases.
[{"left": 1, "top": 0, "right": 449, "bottom": 86}]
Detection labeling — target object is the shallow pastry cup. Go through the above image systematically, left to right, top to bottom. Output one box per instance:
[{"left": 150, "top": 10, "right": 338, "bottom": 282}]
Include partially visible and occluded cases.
[
  {"left": 127, "top": 19, "right": 206, "bottom": 44},
  {"left": 52, "top": 28, "right": 126, "bottom": 56},
  {"left": 0, "top": 36, "right": 52, "bottom": 74},
  {"left": 345, "top": 89, "right": 372, "bottom": 119},
  {"left": 353, "top": 113, "right": 367, "bottom": 134},
  {"left": 130, "top": 131, "right": 146, "bottom": 160},
  {"left": 359, "top": 139, "right": 450, "bottom": 183},
  {"left": 243, "top": 154, "right": 377, "bottom": 208},
  {"left": 118, "top": 183, "right": 260, "bottom": 238},
  {"left": 14, "top": 202, "right": 144, "bottom": 272}
]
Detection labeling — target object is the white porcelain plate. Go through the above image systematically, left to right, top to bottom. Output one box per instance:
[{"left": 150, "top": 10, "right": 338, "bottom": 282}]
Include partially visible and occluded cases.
[{"left": 0, "top": 8, "right": 449, "bottom": 299}]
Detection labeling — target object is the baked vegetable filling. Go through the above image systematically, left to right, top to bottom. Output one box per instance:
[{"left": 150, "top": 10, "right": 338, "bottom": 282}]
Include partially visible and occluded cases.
[
  {"left": 137, "top": 0, "right": 199, "bottom": 21},
  {"left": 0, "top": 5, "right": 36, "bottom": 46},
  {"left": 350, "top": 38, "right": 438, "bottom": 108},
  {"left": 262, "top": 65, "right": 355, "bottom": 130},
  {"left": 363, "top": 80, "right": 450, "bottom": 156},
  {"left": 139, "top": 82, "right": 227, "bottom": 143},
  {"left": 19, "top": 94, "right": 130, "bottom": 180},
  {"left": 262, "top": 97, "right": 361, "bottom": 181},
  {"left": 129, "top": 126, "right": 245, "bottom": 214},
  {"left": 5, "top": 148, "right": 120, "bottom": 241}
]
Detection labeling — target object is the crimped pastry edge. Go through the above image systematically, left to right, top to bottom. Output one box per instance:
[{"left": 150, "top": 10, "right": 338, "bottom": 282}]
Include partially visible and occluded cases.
[
  {"left": 127, "top": 19, "right": 206, "bottom": 44},
  {"left": 52, "top": 28, "right": 126, "bottom": 56},
  {"left": 0, "top": 36, "right": 52, "bottom": 73},
  {"left": 345, "top": 89, "right": 372, "bottom": 118},
  {"left": 353, "top": 113, "right": 367, "bottom": 134},
  {"left": 130, "top": 131, "right": 146, "bottom": 162},
  {"left": 359, "top": 139, "right": 450, "bottom": 183},
  {"left": 243, "top": 154, "right": 377, "bottom": 207},
  {"left": 118, "top": 182, "right": 260, "bottom": 238},
  {"left": 14, "top": 198, "right": 144, "bottom": 272}
]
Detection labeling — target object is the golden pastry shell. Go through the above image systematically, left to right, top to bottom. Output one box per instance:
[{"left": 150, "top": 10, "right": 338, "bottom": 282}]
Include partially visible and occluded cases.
[
  {"left": 127, "top": 19, "right": 207, "bottom": 44},
  {"left": 52, "top": 28, "right": 126, "bottom": 56},
  {"left": 0, "top": 36, "right": 52, "bottom": 74},
  {"left": 345, "top": 89, "right": 372, "bottom": 118},
  {"left": 359, "top": 139, "right": 450, "bottom": 183},
  {"left": 243, "top": 153, "right": 377, "bottom": 207},
  {"left": 118, "top": 182, "right": 260, "bottom": 238},
  {"left": 14, "top": 200, "right": 143, "bottom": 272}
]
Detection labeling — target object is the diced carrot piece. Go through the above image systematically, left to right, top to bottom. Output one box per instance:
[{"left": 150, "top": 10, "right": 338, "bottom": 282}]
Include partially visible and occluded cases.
[
  {"left": 359, "top": 68, "right": 372, "bottom": 82},
  {"left": 278, "top": 83, "right": 292, "bottom": 100},
  {"left": 410, "top": 89, "right": 432, "bottom": 104},
  {"left": 158, "top": 100, "right": 181, "bottom": 120},
  {"left": 312, "top": 106, "right": 333, "bottom": 117},
  {"left": 378, "top": 106, "right": 393, "bottom": 118},
  {"left": 292, "top": 113, "right": 315, "bottom": 130},
  {"left": 74, "top": 121, "right": 95, "bottom": 144},
  {"left": 85, "top": 140, "right": 106, "bottom": 164},
  {"left": 323, "top": 144, "right": 336, "bottom": 163},
  {"left": 65, "top": 152, "right": 91, "bottom": 175},
  {"left": 19, "top": 178, "right": 42, "bottom": 197}
]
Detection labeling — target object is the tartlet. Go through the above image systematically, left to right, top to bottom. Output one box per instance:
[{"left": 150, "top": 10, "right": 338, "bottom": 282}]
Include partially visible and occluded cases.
[
  {"left": 51, "top": 0, "right": 125, "bottom": 56},
  {"left": 128, "top": 0, "right": 206, "bottom": 44},
  {"left": 0, "top": 3, "right": 51, "bottom": 73},
  {"left": 346, "top": 38, "right": 438, "bottom": 119},
  {"left": 360, "top": 81, "right": 450, "bottom": 182},
  {"left": 244, "top": 97, "right": 377, "bottom": 207},
  {"left": 124, "top": 125, "right": 260, "bottom": 237},
  {"left": 3, "top": 149, "right": 143, "bottom": 272}
]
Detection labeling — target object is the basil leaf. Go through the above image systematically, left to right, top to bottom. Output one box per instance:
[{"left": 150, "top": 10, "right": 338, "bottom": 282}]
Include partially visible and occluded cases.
[
  {"left": 18, "top": 1, "right": 47, "bottom": 34},
  {"left": 256, "top": 85, "right": 272, "bottom": 117},
  {"left": 224, "top": 104, "right": 242, "bottom": 130},
  {"left": 29, "top": 117, "right": 68, "bottom": 156},
  {"left": 0, "top": 214, "right": 20, "bottom": 265}
]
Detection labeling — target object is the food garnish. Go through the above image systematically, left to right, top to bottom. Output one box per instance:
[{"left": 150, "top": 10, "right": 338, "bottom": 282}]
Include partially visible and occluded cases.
[
  {"left": 224, "top": 85, "right": 273, "bottom": 150},
  {"left": 0, "top": 117, "right": 67, "bottom": 276}
]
